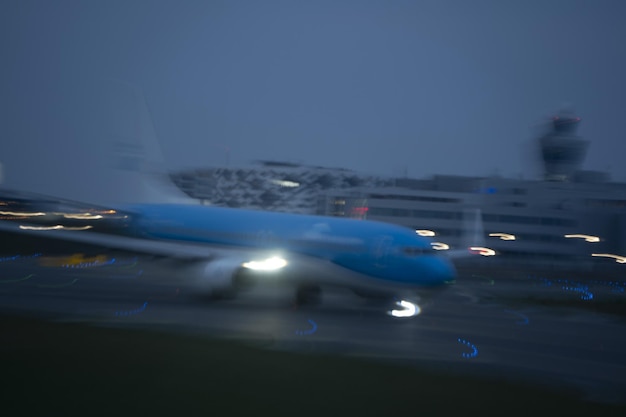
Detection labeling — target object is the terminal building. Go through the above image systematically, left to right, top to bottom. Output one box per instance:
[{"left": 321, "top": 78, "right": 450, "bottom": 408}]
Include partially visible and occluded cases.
[
  {"left": 318, "top": 111, "right": 626, "bottom": 269},
  {"left": 319, "top": 174, "right": 626, "bottom": 268}
]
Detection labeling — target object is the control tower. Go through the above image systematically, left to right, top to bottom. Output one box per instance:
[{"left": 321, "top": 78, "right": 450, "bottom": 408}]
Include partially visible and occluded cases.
[{"left": 538, "top": 109, "right": 589, "bottom": 181}]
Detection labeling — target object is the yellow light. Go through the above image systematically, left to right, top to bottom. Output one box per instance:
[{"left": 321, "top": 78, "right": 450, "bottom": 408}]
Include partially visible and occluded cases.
[
  {"left": 0, "top": 211, "right": 46, "bottom": 217},
  {"left": 59, "top": 213, "right": 103, "bottom": 220},
  {"left": 19, "top": 225, "right": 93, "bottom": 231},
  {"left": 20, "top": 225, "right": 63, "bottom": 230},
  {"left": 415, "top": 230, "right": 435, "bottom": 237},
  {"left": 489, "top": 233, "right": 516, "bottom": 241},
  {"left": 564, "top": 234, "right": 600, "bottom": 243},
  {"left": 431, "top": 242, "right": 450, "bottom": 250},
  {"left": 469, "top": 246, "right": 496, "bottom": 256},
  {"left": 591, "top": 253, "right": 626, "bottom": 264}
]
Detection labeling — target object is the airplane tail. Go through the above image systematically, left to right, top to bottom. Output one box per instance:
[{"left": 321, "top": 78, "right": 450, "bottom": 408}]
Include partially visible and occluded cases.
[
  {"left": 4, "top": 78, "right": 197, "bottom": 206},
  {"left": 15, "top": 79, "right": 197, "bottom": 206},
  {"left": 85, "top": 79, "right": 196, "bottom": 206}
]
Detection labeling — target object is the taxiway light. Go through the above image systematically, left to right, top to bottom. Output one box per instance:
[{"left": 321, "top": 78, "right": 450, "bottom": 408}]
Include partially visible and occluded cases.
[
  {"left": 0, "top": 211, "right": 46, "bottom": 217},
  {"left": 60, "top": 213, "right": 104, "bottom": 220},
  {"left": 19, "top": 225, "right": 93, "bottom": 231},
  {"left": 415, "top": 230, "right": 435, "bottom": 237},
  {"left": 489, "top": 233, "right": 516, "bottom": 241},
  {"left": 565, "top": 234, "right": 600, "bottom": 243},
  {"left": 431, "top": 242, "right": 450, "bottom": 250},
  {"left": 469, "top": 246, "right": 496, "bottom": 256},
  {"left": 591, "top": 253, "right": 626, "bottom": 264},
  {"left": 387, "top": 300, "right": 421, "bottom": 318}
]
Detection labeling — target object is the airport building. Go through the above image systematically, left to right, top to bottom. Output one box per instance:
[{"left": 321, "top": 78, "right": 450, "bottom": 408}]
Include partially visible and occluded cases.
[
  {"left": 319, "top": 111, "right": 626, "bottom": 268},
  {"left": 171, "top": 161, "right": 392, "bottom": 214},
  {"left": 319, "top": 174, "right": 626, "bottom": 266}
]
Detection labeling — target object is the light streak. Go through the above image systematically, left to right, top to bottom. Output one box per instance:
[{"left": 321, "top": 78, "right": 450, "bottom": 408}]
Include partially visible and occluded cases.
[
  {"left": 0, "top": 211, "right": 46, "bottom": 216},
  {"left": 59, "top": 213, "right": 103, "bottom": 220},
  {"left": 19, "top": 225, "right": 93, "bottom": 231},
  {"left": 415, "top": 230, "right": 435, "bottom": 237},
  {"left": 489, "top": 233, "right": 516, "bottom": 241},
  {"left": 565, "top": 234, "right": 600, "bottom": 242},
  {"left": 431, "top": 242, "right": 449, "bottom": 250},
  {"left": 469, "top": 246, "right": 496, "bottom": 256},
  {"left": 0, "top": 253, "right": 41, "bottom": 262},
  {"left": 592, "top": 253, "right": 626, "bottom": 263},
  {"left": 562, "top": 284, "right": 594, "bottom": 300},
  {"left": 387, "top": 300, "right": 421, "bottom": 318},
  {"left": 115, "top": 302, "right": 148, "bottom": 317},
  {"left": 295, "top": 319, "right": 318, "bottom": 335}
]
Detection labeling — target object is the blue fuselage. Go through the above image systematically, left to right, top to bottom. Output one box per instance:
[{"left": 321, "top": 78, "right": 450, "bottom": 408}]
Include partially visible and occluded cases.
[{"left": 128, "top": 204, "right": 457, "bottom": 287}]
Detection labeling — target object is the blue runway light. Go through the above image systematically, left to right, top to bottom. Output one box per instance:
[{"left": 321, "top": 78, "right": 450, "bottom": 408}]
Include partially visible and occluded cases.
[
  {"left": 0, "top": 253, "right": 41, "bottom": 262},
  {"left": 62, "top": 258, "right": 116, "bottom": 269},
  {"left": 113, "top": 259, "right": 139, "bottom": 268},
  {"left": 531, "top": 276, "right": 597, "bottom": 301},
  {"left": 562, "top": 285, "right": 593, "bottom": 301},
  {"left": 115, "top": 301, "right": 148, "bottom": 317},
  {"left": 295, "top": 319, "right": 318, "bottom": 336},
  {"left": 457, "top": 338, "right": 478, "bottom": 358}
]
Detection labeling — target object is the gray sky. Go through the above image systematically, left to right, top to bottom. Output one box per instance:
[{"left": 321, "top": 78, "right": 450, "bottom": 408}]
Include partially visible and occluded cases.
[{"left": 2, "top": 0, "right": 626, "bottom": 195}]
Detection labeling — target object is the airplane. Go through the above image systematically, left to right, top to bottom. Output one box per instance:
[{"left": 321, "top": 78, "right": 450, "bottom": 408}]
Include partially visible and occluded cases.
[
  {"left": 0, "top": 80, "right": 463, "bottom": 317},
  {"left": 0, "top": 187, "right": 458, "bottom": 317}
]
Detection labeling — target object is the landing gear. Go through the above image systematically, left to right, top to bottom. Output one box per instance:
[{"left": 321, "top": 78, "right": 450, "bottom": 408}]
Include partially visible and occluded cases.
[{"left": 295, "top": 284, "right": 322, "bottom": 307}]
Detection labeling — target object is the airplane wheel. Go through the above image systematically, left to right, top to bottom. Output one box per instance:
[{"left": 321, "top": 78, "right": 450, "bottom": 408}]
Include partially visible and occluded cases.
[{"left": 295, "top": 285, "right": 322, "bottom": 306}]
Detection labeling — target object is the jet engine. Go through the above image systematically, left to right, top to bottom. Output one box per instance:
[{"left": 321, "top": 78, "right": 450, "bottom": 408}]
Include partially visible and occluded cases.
[{"left": 184, "top": 258, "right": 252, "bottom": 298}]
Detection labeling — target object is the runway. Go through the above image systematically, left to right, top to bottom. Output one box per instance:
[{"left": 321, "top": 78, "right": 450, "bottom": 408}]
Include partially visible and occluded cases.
[{"left": 1, "top": 254, "right": 625, "bottom": 404}]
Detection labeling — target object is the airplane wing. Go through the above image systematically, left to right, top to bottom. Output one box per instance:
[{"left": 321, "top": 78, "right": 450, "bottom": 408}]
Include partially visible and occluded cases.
[
  {"left": 0, "top": 215, "right": 320, "bottom": 298},
  {"left": 0, "top": 218, "right": 228, "bottom": 260}
]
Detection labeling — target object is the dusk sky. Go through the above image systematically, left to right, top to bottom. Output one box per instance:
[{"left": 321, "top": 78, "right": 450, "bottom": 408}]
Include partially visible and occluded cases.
[{"left": 2, "top": 0, "right": 626, "bottom": 197}]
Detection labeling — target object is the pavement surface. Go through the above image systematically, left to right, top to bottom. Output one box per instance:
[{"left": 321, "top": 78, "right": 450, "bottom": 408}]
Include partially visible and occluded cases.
[{"left": 1, "top": 254, "right": 625, "bottom": 404}]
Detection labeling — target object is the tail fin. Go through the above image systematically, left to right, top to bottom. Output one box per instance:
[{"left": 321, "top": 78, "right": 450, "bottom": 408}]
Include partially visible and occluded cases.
[
  {"left": 62, "top": 79, "right": 196, "bottom": 206},
  {"left": 95, "top": 79, "right": 195, "bottom": 205}
]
